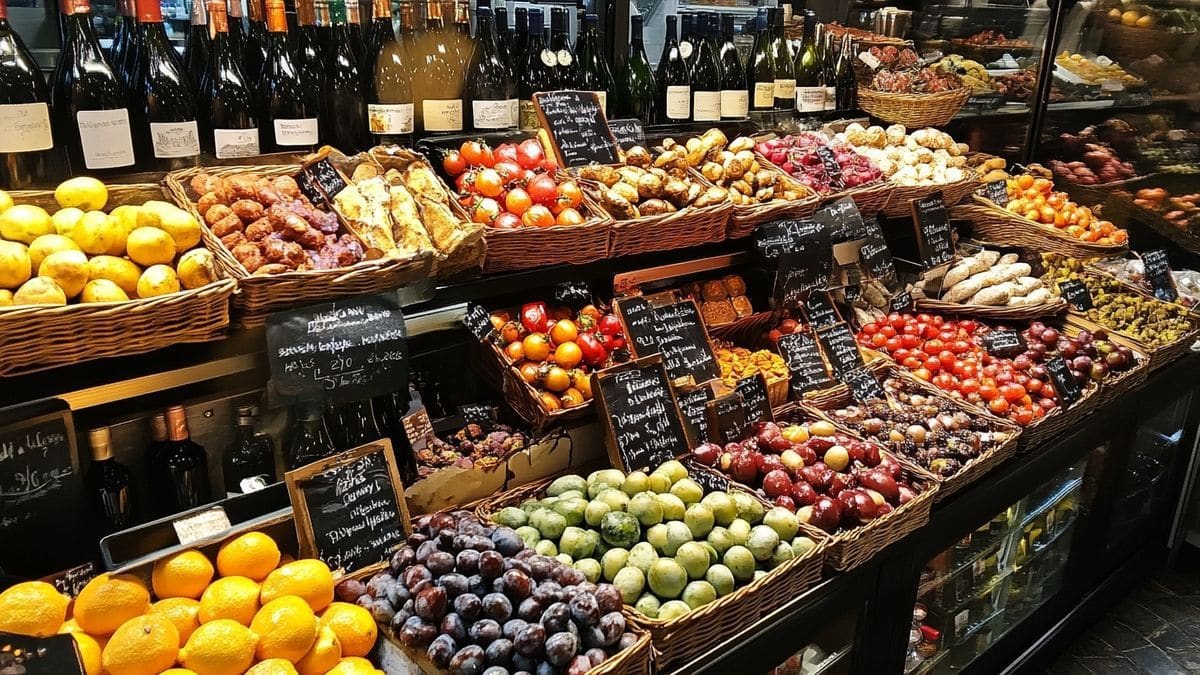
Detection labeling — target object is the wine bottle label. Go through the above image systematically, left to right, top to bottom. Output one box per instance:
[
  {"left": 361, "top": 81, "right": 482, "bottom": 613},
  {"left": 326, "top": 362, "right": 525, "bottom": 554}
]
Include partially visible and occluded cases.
[
  {"left": 679, "top": 41, "right": 693, "bottom": 59},
  {"left": 556, "top": 50, "right": 573, "bottom": 66},
  {"left": 773, "top": 78, "right": 796, "bottom": 102},
  {"left": 753, "top": 81, "right": 774, "bottom": 107},
  {"left": 665, "top": 85, "right": 690, "bottom": 120},
  {"left": 796, "top": 86, "right": 825, "bottom": 113},
  {"left": 825, "top": 86, "right": 836, "bottom": 110},
  {"left": 692, "top": 90, "right": 720, "bottom": 122},
  {"left": 720, "top": 90, "right": 749, "bottom": 118},
  {"left": 423, "top": 99, "right": 463, "bottom": 132},
  {"left": 472, "top": 99, "right": 513, "bottom": 129},
  {"left": 509, "top": 99, "right": 520, "bottom": 128},
  {"left": 518, "top": 99, "right": 539, "bottom": 131},
  {"left": 0, "top": 103, "right": 53, "bottom": 153},
  {"left": 368, "top": 103, "right": 415, "bottom": 134},
  {"left": 76, "top": 108, "right": 136, "bottom": 169},
  {"left": 273, "top": 117, "right": 319, "bottom": 145},
  {"left": 150, "top": 120, "right": 201, "bottom": 158},
  {"left": 213, "top": 128, "right": 260, "bottom": 159}
]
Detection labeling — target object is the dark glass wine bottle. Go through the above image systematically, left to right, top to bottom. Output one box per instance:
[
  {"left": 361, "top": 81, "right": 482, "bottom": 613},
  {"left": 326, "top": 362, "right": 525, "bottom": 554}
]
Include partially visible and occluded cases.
[
  {"left": 0, "top": 0, "right": 59, "bottom": 188},
  {"left": 51, "top": 0, "right": 137, "bottom": 175},
  {"left": 108, "top": 0, "right": 134, "bottom": 82},
  {"left": 116, "top": 0, "right": 140, "bottom": 89},
  {"left": 129, "top": 0, "right": 201, "bottom": 170},
  {"left": 182, "top": 0, "right": 210, "bottom": 93},
  {"left": 201, "top": 0, "right": 259, "bottom": 158},
  {"left": 227, "top": 0, "right": 247, "bottom": 62},
  {"left": 244, "top": 0, "right": 268, "bottom": 84},
  {"left": 259, "top": 0, "right": 320, "bottom": 151},
  {"left": 295, "top": 0, "right": 326, "bottom": 113},
  {"left": 313, "top": 0, "right": 332, "bottom": 59},
  {"left": 321, "top": 0, "right": 366, "bottom": 150},
  {"left": 345, "top": 0, "right": 365, "bottom": 68},
  {"left": 364, "top": 0, "right": 393, "bottom": 65},
  {"left": 367, "top": 0, "right": 412, "bottom": 144},
  {"left": 415, "top": 0, "right": 464, "bottom": 134},
  {"left": 452, "top": 0, "right": 470, "bottom": 38},
  {"left": 495, "top": 5, "right": 509, "bottom": 52},
  {"left": 465, "top": 6, "right": 515, "bottom": 131},
  {"left": 549, "top": 6, "right": 578, "bottom": 89},
  {"left": 746, "top": 7, "right": 774, "bottom": 112},
  {"left": 769, "top": 7, "right": 794, "bottom": 111},
  {"left": 517, "top": 8, "right": 554, "bottom": 132},
  {"left": 794, "top": 10, "right": 822, "bottom": 113},
  {"left": 678, "top": 11, "right": 693, "bottom": 73},
  {"left": 690, "top": 11, "right": 720, "bottom": 123},
  {"left": 575, "top": 12, "right": 613, "bottom": 117},
  {"left": 615, "top": 13, "right": 655, "bottom": 122},
  {"left": 718, "top": 14, "right": 747, "bottom": 120},
  {"left": 655, "top": 15, "right": 689, "bottom": 123},
  {"left": 821, "top": 25, "right": 836, "bottom": 112},
  {"left": 835, "top": 32, "right": 855, "bottom": 111},
  {"left": 374, "top": 390, "right": 417, "bottom": 484},
  {"left": 327, "top": 399, "right": 384, "bottom": 451},
  {"left": 286, "top": 404, "right": 337, "bottom": 470},
  {"left": 153, "top": 405, "right": 212, "bottom": 516},
  {"left": 223, "top": 406, "right": 276, "bottom": 496},
  {"left": 144, "top": 414, "right": 168, "bottom": 516},
  {"left": 85, "top": 427, "right": 136, "bottom": 536}
]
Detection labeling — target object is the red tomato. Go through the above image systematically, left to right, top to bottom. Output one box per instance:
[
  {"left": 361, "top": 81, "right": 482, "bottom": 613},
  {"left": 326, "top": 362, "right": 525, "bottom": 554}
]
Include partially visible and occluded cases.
[
  {"left": 517, "top": 139, "right": 546, "bottom": 169},
  {"left": 461, "top": 140, "right": 493, "bottom": 167},
  {"left": 495, "top": 143, "right": 519, "bottom": 164},
  {"left": 443, "top": 150, "right": 466, "bottom": 176},
  {"left": 494, "top": 160, "right": 522, "bottom": 183},
  {"left": 474, "top": 168, "right": 504, "bottom": 197},
  {"left": 454, "top": 171, "right": 474, "bottom": 193},
  {"left": 528, "top": 174, "right": 559, "bottom": 205},
  {"left": 505, "top": 188, "right": 533, "bottom": 216},
  {"left": 473, "top": 197, "right": 501, "bottom": 225},
  {"left": 522, "top": 204, "right": 555, "bottom": 227},
  {"left": 556, "top": 208, "right": 584, "bottom": 226},
  {"left": 493, "top": 212, "right": 521, "bottom": 229},
  {"left": 861, "top": 324, "right": 878, "bottom": 336},
  {"left": 880, "top": 326, "right": 897, "bottom": 338},
  {"left": 576, "top": 333, "right": 608, "bottom": 366},
  {"left": 871, "top": 333, "right": 887, "bottom": 348},
  {"left": 901, "top": 334, "right": 921, "bottom": 349},
  {"left": 885, "top": 337, "right": 902, "bottom": 352},
  {"left": 925, "top": 339, "right": 945, "bottom": 354},
  {"left": 938, "top": 351, "right": 956, "bottom": 368},
  {"left": 902, "top": 356, "right": 922, "bottom": 369},
  {"left": 923, "top": 357, "right": 940, "bottom": 372},
  {"left": 912, "top": 368, "right": 932, "bottom": 381},
  {"left": 960, "top": 378, "right": 980, "bottom": 395},
  {"left": 979, "top": 383, "right": 999, "bottom": 401},
  {"left": 1003, "top": 384, "right": 1027, "bottom": 402},
  {"left": 988, "top": 398, "right": 1010, "bottom": 415},
  {"left": 1012, "top": 408, "right": 1034, "bottom": 426}
]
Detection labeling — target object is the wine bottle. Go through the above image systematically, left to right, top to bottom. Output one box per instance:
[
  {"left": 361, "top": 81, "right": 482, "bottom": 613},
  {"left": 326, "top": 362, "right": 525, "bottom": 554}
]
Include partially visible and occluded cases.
[
  {"left": 0, "top": 0, "right": 59, "bottom": 188},
  {"left": 51, "top": 0, "right": 136, "bottom": 175},
  {"left": 108, "top": 0, "right": 134, "bottom": 83},
  {"left": 116, "top": 0, "right": 140, "bottom": 90},
  {"left": 129, "top": 0, "right": 201, "bottom": 170},
  {"left": 182, "top": 0, "right": 210, "bottom": 93},
  {"left": 202, "top": 0, "right": 259, "bottom": 158},
  {"left": 227, "top": 0, "right": 247, "bottom": 62},
  {"left": 244, "top": 0, "right": 268, "bottom": 85},
  {"left": 259, "top": 0, "right": 320, "bottom": 151},
  {"left": 295, "top": 0, "right": 326, "bottom": 108},
  {"left": 313, "top": 0, "right": 332, "bottom": 59},
  {"left": 322, "top": 0, "right": 367, "bottom": 150},
  {"left": 345, "top": 0, "right": 365, "bottom": 67},
  {"left": 364, "top": 0, "right": 394, "bottom": 64},
  {"left": 367, "top": 0, "right": 412, "bottom": 144},
  {"left": 396, "top": 0, "right": 416, "bottom": 60},
  {"left": 415, "top": 0, "right": 464, "bottom": 134},
  {"left": 452, "top": 0, "right": 470, "bottom": 38},
  {"left": 495, "top": 4, "right": 509, "bottom": 52},
  {"left": 465, "top": 6, "right": 514, "bottom": 131},
  {"left": 512, "top": 6, "right": 527, "bottom": 69},
  {"left": 549, "top": 6, "right": 579, "bottom": 89},
  {"left": 746, "top": 7, "right": 774, "bottom": 112},
  {"left": 769, "top": 7, "right": 794, "bottom": 111},
  {"left": 517, "top": 8, "right": 554, "bottom": 132},
  {"left": 794, "top": 9, "right": 822, "bottom": 113},
  {"left": 678, "top": 11, "right": 693, "bottom": 72},
  {"left": 689, "top": 11, "right": 720, "bottom": 123},
  {"left": 575, "top": 12, "right": 614, "bottom": 116},
  {"left": 615, "top": 13, "right": 655, "bottom": 122},
  {"left": 718, "top": 14, "right": 747, "bottom": 120},
  {"left": 654, "top": 15, "right": 689, "bottom": 123},
  {"left": 821, "top": 24, "right": 836, "bottom": 112},
  {"left": 835, "top": 32, "right": 855, "bottom": 111},
  {"left": 374, "top": 390, "right": 417, "bottom": 484},
  {"left": 327, "top": 399, "right": 384, "bottom": 451},
  {"left": 286, "top": 404, "right": 337, "bottom": 470},
  {"left": 155, "top": 405, "right": 212, "bottom": 516},
  {"left": 223, "top": 405, "right": 276, "bottom": 496},
  {"left": 143, "top": 414, "right": 169, "bottom": 516},
  {"left": 85, "top": 427, "right": 136, "bottom": 536}
]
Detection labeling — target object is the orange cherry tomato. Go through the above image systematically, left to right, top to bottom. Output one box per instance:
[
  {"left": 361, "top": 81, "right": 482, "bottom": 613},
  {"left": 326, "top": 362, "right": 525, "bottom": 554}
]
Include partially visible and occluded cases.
[
  {"left": 460, "top": 140, "right": 493, "bottom": 167},
  {"left": 442, "top": 150, "right": 466, "bottom": 176},
  {"left": 474, "top": 168, "right": 503, "bottom": 198},
  {"left": 1016, "top": 174, "right": 1035, "bottom": 190},
  {"left": 556, "top": 181, "right": 584, "bottom": 209},
  {"left": 506, "top": 188, "right": 533, "bottom": 216},
  {"left": 473, "top": 197, "right": 501, "bottom": 224},
  {"left": 522, "top": 204, "right": 555, "bottom": 228},
  {"left": 555, "top": 208, "right": 584, "bottom": 226},
  {"left": 549, "top": 319, "right": 579, "bottom": 345},
  {"left": 500, "top": 321, "right": 523, "bottom": 344},
  {"left": 522, "top": 333, "right": 551, "bottom": 362},
  {"left": 503, "top": 341, "right": 524, "bottom": 361},
  {"left": 554, "top": 342, "right": 583, "bottom": 368},
  {"left": 520, "top": 361, "right": 540, "bottom": 383},
  {"left": 543, "top": 366, "right": 571, "bottom": 392},
  {"left": 571, "top": 370, "right": 593, "bottom": 399},
  {"left": 560, "top": 387, "right": 585, "bottom": 408},
  {"left": 539, "top": 392, "right": 561, "bottom": 411}
]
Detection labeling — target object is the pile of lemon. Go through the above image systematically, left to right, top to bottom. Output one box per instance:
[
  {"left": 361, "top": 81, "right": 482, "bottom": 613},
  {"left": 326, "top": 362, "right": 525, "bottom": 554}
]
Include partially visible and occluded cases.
[
  {"left": 0, "top": 177, "right": 219, "bottom": 307},
  {"left": 0, "top": 531, "right": 383, "bottom": 675}
]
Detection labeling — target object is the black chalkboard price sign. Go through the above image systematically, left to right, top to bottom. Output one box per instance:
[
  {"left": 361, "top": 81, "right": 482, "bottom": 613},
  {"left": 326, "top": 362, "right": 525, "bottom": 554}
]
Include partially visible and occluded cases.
[
  {"left": 534, "top": 90, "right": 621, "bottom": 167},
  {"left": 608, "top": 118, "right": 646, "bottom": 150},
  {"left": 815, "top": 146, "right": 845, "bottom": 191},
  {"left": 295, "top": 156, "right": 349, "bottom": 205},
  {"left": 983, "top": 180, "right": 1009, "bottom": 207},
  {"left": 911, "top": 192, "right": 955, "bottom": 269},
  {"left": 819, "top": 197, "right": 866, "bottom": 243},
  {"left": 859, "top": 217, "right": 896, "bottom": 282},
  {"left": 770, "top": 223, "right": 833, "bottom": 308},
  {"left": 1141, "top": 249, "right": 1179, "bottom": 303},
  {"left": 1058, "top": 280, "right": 1093, "bottom": 311},
  {"left": 553, "top": 281, "right": 593, "bottom": 310},
  {"left": 889, "top": 288, "right": 914, "bottom": 313},
  {"left": 803, "top": 290, "right": 840, "bottom": 329},
  {"left": 266, "top": 292, "right": 409, "bottom": 405},
  {"left": 614, "top": 296, "right": 659, "bottom": 358},
  {"left": 617, "top": 298, "right": 719, "bottom": 385},
  {"left": 462, "top": 302, "right": 494, "bottom": 341},
  {"left": 817, "top": 322, "right": 866, "bottom": 379},
  {"left": 980, "top": 329, "right": 1025, "bottom": 358},
  {"left": 777, "top": 332, "right": 834, "bottom": 398},
  {"left": 593, "top": 356, "right": 691, "bottom": 472},
  {"left": 1044, "top": 356, "right": 1083, "bottom": 409},
  {"left": 843, "top": 367, "right": 886, "bottom": 403},
  {"left": 734, "top": 372, "right": 774, "bottom": 423},
  {"left": 677, "top": 384, "right": 714, "bottom": 447},
  {"left": 707, "top": 393, "right": 750, "bottom": 446},
  {"left": 458, "top": 403, "right": 496, "bottom": 429},
  {"left": 285, "top": 439, "right": 412, "bottom": 574},
  {"left": 688, "top": 467, "right": 730, "bottom": 493},
  {"left": 46, "top": 561, "right": 98, "bottom": 598},
  {"left": 0, "top": 632, "right": 86, "bottom": 675}
]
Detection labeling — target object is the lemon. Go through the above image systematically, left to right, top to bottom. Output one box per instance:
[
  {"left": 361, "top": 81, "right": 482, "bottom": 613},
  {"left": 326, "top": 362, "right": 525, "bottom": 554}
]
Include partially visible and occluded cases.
[
  {"left": 55, "top": 176, "right": 108, "bottom": 211},
  {"left": 0, "top": 189, "right": 12, "bottom": 213},
  {"left": 137, "top": 200, "right": 179, "bottom": 229},
  {"left": 0, "top": 204, "right": 53, "bottom": 244},
  {"left": 107, "top": 204, "right": 141, "bottom": 254},
  {"left": 52, "top": 207, "right": 85, "bottom": 238},
  {"left": 159, "top": 207, "right": 202, "bottom": 253},
  {"left": 74, "top": 210, "right": 120, "bottom": 255},
  {"left": 126, "top": 226, "right": 176, "bottom": 266},
  {"left": 28, "top": 234, "right": 80, "bottom": 271},
  {"left": 0, "top": 240, "right": 31, "bottom": 289},
  {"left": 177, "top": 248, "right": 219, "bottom": 290},
  {"left": 38, "top": 249, "right": 89, "bottom": 298},
  {"left": 86, "top": 255, "right": 142, "bottom": 296},
  {"left": 137, "top": 264, "right": 180, "bottom": 298},
  {"left": 13, "top": 276, "right": 66, "bottom": 305},
  {"left": 80, "top": 279, "right": 129, "bottom": 303},
  {"left": 0, "top": 289, "right": 12, "bottom": 306},
  {"left": 217, "top": 532, "right": 281, "bottom": 582},
  {"left": 153, "top": 549, "right": 215, "bottom": 600},
  {"left": 260, "top": 560, "right": 334, "bottom": 613},
  {"left": 73, "top": 573, "right": 151, "bottom": 636},
  {"left": 199, "top": 576, "right": 261, "bottom": 626},
  {"left": 0, "top": 581, "right": 69, "bottom": 636},
  {"left": 250, "top": 596, "right": 318, "bottom": 663},
  {"left": 149, "top": 597, "right": 202, "bottom": 645},
  {"left": 318, "top": 603, "right": 376, "bottom": 658},
  {"left": 101, "top": 614, "right": 179, "bottom": 675},
  {"left": 57, "top": 619, "right": 82, "bottom": 634},
  {"left": 179, "top": 619, "right": 259, "bottom": 675},
  {"left": 295, "top": 626, "right": 341, "bottom": 675},
  {"left": 70, "top": 631, "right": 103, "bottom": 675},
  {"left": 326, "top": 657, "right": 384, "bottom": 675},
  {"left": 246, "top": 659, "right": 300, "bottom": 674},
  {"left": 162, "top": 670, "right": 201, "bottom": 675}
]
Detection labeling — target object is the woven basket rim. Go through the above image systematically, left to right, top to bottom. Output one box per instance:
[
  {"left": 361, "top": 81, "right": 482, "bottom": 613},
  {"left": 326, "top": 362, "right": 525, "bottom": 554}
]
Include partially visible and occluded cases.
[{"left": 966, "top": 196, "right": 1130, "bottom": 255}]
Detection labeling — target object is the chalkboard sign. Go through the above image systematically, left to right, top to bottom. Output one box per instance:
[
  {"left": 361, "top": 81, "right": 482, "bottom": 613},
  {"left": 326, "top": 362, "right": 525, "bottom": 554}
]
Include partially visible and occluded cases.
[
  {"left": 534, "top": 90, "right": 620, "bottom": 167},
  {"left": 608, "top": 118, "right": 646, "bottom": 150},
  {"left": 815, "top": 146, "right": 845, "bottom": 191},
  {"left": 296, "top": 157, "right": 349, "bottom": 205},
  {"left": 294, "top": 169, "right": 327, "bottom": 206},
  {"left": 983, "top": 180, "right": 1009, "bottom": 207},
  {"left": 911, "top": 192, "right": 955, "bottom": 269},
  {"left": 818, "top": 198, "right": 867, "bottom": 265},
  {"left": 859, "top": 217, "right": 896, "bottom": 281},
  {"left": 754, "top": 218, "right": 827, "bottom": 262},
  {"left": 768, "top": 222, "right": 833, "bottom": 307},
  {"left": 1141, "top": 249, "right": 1178, "bottom": 303},
  {"left": 1059, "top": 280, "right": 1093, "bottom": 311},
  {"left": 553, "top": 281, "right": 593, "bottom": 310},
  {"left": 889, "top": 288, "right": 914, "bottom": 313},
  {"left": 803, "top": 290, "right": 840, "bottom": 329},
  {"left": 266, "top": 292, "right": 409, "bottom": 405},
  {"left": 614, "top": 297, "right": 659, "bottom": 358},
  {"left": 617, "top": 298, "right": 719, "bottom": 385},
  {"left": 462, "top": 302, "right": 494, "bottom": 341},
  {"left": 817, "top": 322, "right": 865, "bottom": 379},
  {"left": 980, "top": 329, "right": 1025, "bottom": 358},
  {"left": 778, "top": 332, "right": 834, "bottom": 398},
  {"left": 1044, "top": 356, "right": 1083, "bottom": 409},
  {"left": 594, "top": 357, "right": 691, "bottom": 472},
  {"left": 843, "top": 367, "right": 886, "bottom": 403},
  {"left": 734, "top": 372, "right": 774, "bottom": 423},
  {"left": 677, "top": 385, "right": 714, "bottom": 447},
  {"left": 707, "top": 393, "right": 750, "bottom": 446},
  {"left": 0, "top": 398, "right": 82, "bottom": 577},
  {"left": 458, "top": 403, "right": 496, "bottom": 429},
  {"left": 401, "top": 407, "right": 434, "bottom": 452},
  {"left": 285, "top": 440, "right": 412, "bottom": 574},
  {"left": 688, "top": 467, "right": 730, "bottom": 493},
  {"left": 45, "top": 561, "right": 98, "bottom": 598},
  {"left": 0, "top": 632, "right": 85, "bottom": 675}
]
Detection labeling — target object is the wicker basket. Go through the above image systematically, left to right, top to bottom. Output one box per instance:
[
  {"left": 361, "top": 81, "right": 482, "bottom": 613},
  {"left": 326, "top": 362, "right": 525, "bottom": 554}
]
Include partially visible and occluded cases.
[
  {"left": 1099, "top": 20, "right": 1186, "bottom": 61},
  {"left": 856, "top": 87, "right": 972, "bottom": 128},
  {"left": 753, "top": 150, "right": 896, "bottom": 218},
  {"left": 165, "top": 164, "right": 433, "bottom": 327},
  {"left": 882, "top": 172, "right": 981, "bottom": 218},
  {"left": 1056, "top": 174, "right": 1149, "bottom": 209},
  {"left": 726, "top": 176, "right": 821, "bottom": 240},
  {"left": 0, "top": 184, "right": 236, "bottom": 377},
  {"left": 479, "top": 192, "right": 613, "bottom": 274},
  {"left": 600, "top": 198, "right": 731, "bottom": 258},
  {"left": 953, "top": 199, "right": 1128, "bottom": 259},
  {"left": 1123, "top": 200, "right": 1200, "bottom": 255},
  {"left": 1063, "top": 295, "right": 1200, "bottom": 372},
  {"left": 913, "top": 296, "right": 1071, "bottom": 320},
  {"left": 707, "top": 310, "right": 781, "bottom": 345}
]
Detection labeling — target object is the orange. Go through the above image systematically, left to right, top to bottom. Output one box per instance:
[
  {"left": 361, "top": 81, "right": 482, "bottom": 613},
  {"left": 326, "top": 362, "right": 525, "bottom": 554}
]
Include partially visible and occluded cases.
[
  {"left": 543, "top": 366, "right": 571, "bottom": 392},
  {"left": 560, "top": 387, "right": 586, "bottom": 408},
  {"left": 216, "top": 532, "right": 282, "bottom": 582},
  {"left": 153, "top": 549, "right": 215, "bottom": 599},
  {"left": 260, "top": 559, "right": 334, "bottom": 613},
  {"left": 73, "top": 574, "right": 151, "bottom": 636},
  {"left": 199, "top": 576, "right": 261, "bottom": 626},
  {"left": 0, "top": 581, "right": 69, "bottom": 636},
  {"left": 250, "top": 596, "right": 318, "bottom": 663},
  {"left": 149, "top": 597, "right": 202, "bottom": 645},
  {"left": 318, "top": 603, "right": 377, "bottom": 658},
  {"left": 100, "top": 614, "right": 180, "bottom": 675},
  {"left": 178, "top": 618, "right": 259, "bottom": 675},
  {"left": 295, "top": 626, "right": 342, "bottom": 675},
  {"left": 69, "top": 631, "right": 103, "bottom": 675},
  {"left": 246, "top": 659, "right": 300, "bottom": 674}
]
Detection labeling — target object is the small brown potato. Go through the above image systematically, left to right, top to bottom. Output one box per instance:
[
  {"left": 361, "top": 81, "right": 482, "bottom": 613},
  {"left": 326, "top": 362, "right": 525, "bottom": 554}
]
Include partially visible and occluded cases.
[
  {"left": 625, "top": 146, "right": 652, "bottom": 167},
  {"left": 701, "top": 162, "right": 724, "bottom": 183},
  {"left": 636, "top": 172, "right": 665, "bottom": 200},
  {"left": 664, "top": 179, "right": 691, "bottom": 207},
  {"left": 611, "top": 181, "right": 640, "bottom": 204},
  {"left": 686, "top": 182, "right": 703, "bottom": 205},
  {"left": 695, "top": 186, "right": 730, "bottom": 207},
  {"left": 603, "top": 189, "right": 639, "bottom": 220},
  {"left": 639, "top": 199, "right": 676, "bottom": 216}
]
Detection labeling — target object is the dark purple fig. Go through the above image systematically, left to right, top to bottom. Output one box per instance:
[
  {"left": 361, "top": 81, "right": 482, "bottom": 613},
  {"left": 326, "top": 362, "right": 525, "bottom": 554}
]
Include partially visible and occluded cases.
[
  {"left": 407, "top": 532, "right": 429, "bottom": 548},
  {"left": 417, "top": 540, "right": 439, "bottom": 564},
  {"left": 392, "top": 546, "right": 417, "bottom": 574},
  {"left": 457, "top": 549, "right": 482, "bottom": 575},
  {"left": 428, "top": 551, "right": 456, "bottom": 577},
  {"left": 529, "top": 557, "right": 555, "bottom": 581},
  {"left": 439, "top": 573, "right": 470, "bottom": 598},
  {"left": 468, "top": 574, "right": 489, "bottom": 597},
  {"left": 387, "top": 582, "right": 411, "bottom": 608},
  {"left": 415, "top": 586, "right": 448, "bottom": 621},
  {"left": 483, "top": 592, "right": 514, "bottom": 622},
  {"left": 517, "top": 597, "right": 545, "bottom": 622},
  {"left": 370, "top": 598, "right": 395, "bottom": 623},
  {"left": 390, "top": 608, "right": 412, "bottom": 633},
  {"left": 469, "top": 618, "right": 503, "bottom": 645},
  {"left": 544, "top": 631, "right": 579, "bottom": 667},
  {"left": 618, "top": 633, "right": 638, "bottom": 650},
  {"left": 428, "top": 634, "right": 458, "bottom": 668},
  {"left": 585, "top": 647, "right": 607, "bottom": 666},
  {"left": 567, "top": 656, "right": 593, "bottom": 675},
  {"left": 484, "top": 666, "right": 511, "bottom": 675}
]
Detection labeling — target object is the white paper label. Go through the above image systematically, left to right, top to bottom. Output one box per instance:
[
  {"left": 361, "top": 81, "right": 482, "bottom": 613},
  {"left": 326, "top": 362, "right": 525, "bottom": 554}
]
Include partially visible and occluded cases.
[
  {"left": 679, "top": 41, "right": 693, "bottom": 59},
  {"left": 540, "top": 49, "right": 558, "bottom": 67},
  {"left": 556, "top": 50, "right": 573, "bottom": 66},
  {"left": 858, "top": 51, "right": 881, "bottom": 70},
  {"left": 774, "top": 78, "right": 796, "bottom": 103},
  {"left": 753, "top": 81, "right": 775, "bottom": 107},
  {"left": 665, "top": 85, "right": 690, "bottom": 120},
  {"left": 796, "top": 86, "right": 825, "bottom": 112},
  {"left": 825, "top": 86, "right": 837, "bottom": 110},
  {"left": 721, "top": 89, "right": 749, "bottom": 118},
  {"left": 692, "top": 90, "right": 720, "bottom": 122},
  {"left": 594, "top": 91, "right": 607, "bottom": 112},
  {"left": 422, "top": 98, "right": 463, "bottom": 132},
  {"left": 472, "top": 99, "right": 513, "bottom": 129},
  {"left": 509, "top": 99, "right": 520, "bottom": 128},
  {"left": 0, "top": 103, "right": 53, "bottom": 152},
  {"left": 368, "top": 103, "right": 414, "bottom": 134},
  {"left": 76, "top": 108, "right": 135, "bottom": 169},
  {"left": 273, "top": 117, "right": 319, "bottom": 145},
  {"left": 150, "top": 120, "right": 200, "bottom": 158},
  {"left": 213, "top": 128, "right": 260, "bottom": 159},
  {"left": 172, "top": 506, "right": 231, "bottom": 545},
  {"left": 955, "top": 609, "right": 969, "bottom": 633}
]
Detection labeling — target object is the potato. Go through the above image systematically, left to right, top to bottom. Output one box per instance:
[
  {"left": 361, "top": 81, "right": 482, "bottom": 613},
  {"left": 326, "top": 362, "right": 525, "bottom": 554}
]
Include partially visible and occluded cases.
[
  {"left": 728, "top": 136, "right": 755, "bottom": 153},
  {"left": 625, "top": 146, "right": 652, "bottom": 167},
  {"left": 723, "top": 155, "right": 746, "bottom": 180},
  {"left": 701, "top": 162, "right": 724, "bottom": 183},
  {"left": 636, "top": 172, "right": 665, "bottom": 200},
  {"left": 664, "top": 179, "right": 691, "bottom": 206},
  {"left": 611, "top": 181, "right": 639, "bottom": 203},
  {"left": 686, "top": 182, "right": 703, "bottom": 205},
  {"left": 694, "top": 187, "right": 730, "bottom": 207},
  {"left": 603, "top": 189, "right": 639, "bottom": 219},
  {"left": 639, "top": 199, "right": 676, "bottom": 216}
]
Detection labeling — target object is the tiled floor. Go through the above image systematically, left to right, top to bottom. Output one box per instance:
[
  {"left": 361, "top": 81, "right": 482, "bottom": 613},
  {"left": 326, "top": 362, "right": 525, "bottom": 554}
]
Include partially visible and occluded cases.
[{"left": 1045, "top": 567, "right": 1200, "bottom": 674}]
